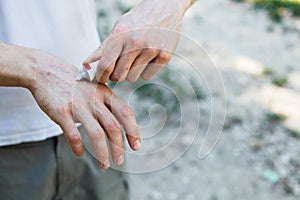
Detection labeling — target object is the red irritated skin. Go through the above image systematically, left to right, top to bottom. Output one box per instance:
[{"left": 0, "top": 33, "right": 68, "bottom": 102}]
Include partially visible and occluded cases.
[
  {"left": 83, "top": 0, "right": 196, "bottom": 83},
  {"left": 0, "top": 42, "right": 140, "bottom": 169}
]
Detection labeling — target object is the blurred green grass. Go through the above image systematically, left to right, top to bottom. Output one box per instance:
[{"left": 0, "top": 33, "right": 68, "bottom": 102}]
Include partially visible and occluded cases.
[{"left": 233, "top": 0, "right": 300, "bottom": 22}]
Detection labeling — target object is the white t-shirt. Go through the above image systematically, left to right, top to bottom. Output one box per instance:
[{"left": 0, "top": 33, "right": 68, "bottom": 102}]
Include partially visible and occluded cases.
[{"left": 0, "top": 0, "right": 100, "bottom": 146}]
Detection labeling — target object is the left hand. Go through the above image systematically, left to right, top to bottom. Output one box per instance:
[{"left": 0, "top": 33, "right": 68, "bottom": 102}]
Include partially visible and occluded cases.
[
  {"left": 83, "top": 0, "right": 191, "bottom": 83},
  {"left": 26, "top": 49, "right": 140, "bottom": 169}
]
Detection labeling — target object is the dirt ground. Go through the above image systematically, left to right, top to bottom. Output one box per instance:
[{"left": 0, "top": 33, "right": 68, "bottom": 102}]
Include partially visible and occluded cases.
[{"left": 95, "top": 0, "right": 300, "bottom": 199}]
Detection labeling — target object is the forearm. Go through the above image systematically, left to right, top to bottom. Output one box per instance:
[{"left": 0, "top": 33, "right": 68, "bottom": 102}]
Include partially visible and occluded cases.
[
  {"left": 131, "top": 0, "right": 196, "bottom": 18},
  {"left": 0, "top": 42, "right": 36, "bottom": 89}
]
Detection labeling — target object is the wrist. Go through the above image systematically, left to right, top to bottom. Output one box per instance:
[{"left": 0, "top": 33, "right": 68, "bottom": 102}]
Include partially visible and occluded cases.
[
  {"left": 179, "top": 0, "right": 196, "bottom": 12},
  {"left": 0, "top": 43, "right": 37, "bottom": 89},
  {"left": 21, "top": 48, "right": 40, "bottom": 90},
  {"left": 27, "top": 49, "right": 79, "bottom": 93}
]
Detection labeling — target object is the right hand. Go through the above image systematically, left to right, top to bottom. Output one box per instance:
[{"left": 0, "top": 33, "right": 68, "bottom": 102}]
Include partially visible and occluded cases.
[
  {"left": 83, "top": 0, "right": 196, "bottom": 83},
  {"left": 27, "top": 49, "right": 140, "bottom": 169}
]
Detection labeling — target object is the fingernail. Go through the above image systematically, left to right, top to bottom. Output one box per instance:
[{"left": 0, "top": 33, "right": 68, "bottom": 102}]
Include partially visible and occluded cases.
[
  {"left": 133, "top": 140, "right": 141, "bottom": 150},
  {"left": 115, "top": 155, "right": 124, "bottom": 165},
  {"left": 100, "top": 159, "right": 110, "bottom": 169}
]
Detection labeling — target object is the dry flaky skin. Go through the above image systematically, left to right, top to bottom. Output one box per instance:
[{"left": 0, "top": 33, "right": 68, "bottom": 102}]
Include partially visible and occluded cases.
[
  {"left": 0, "top": 0, "right": 196, "bottom": 169},
  {"left": 83, "top": 0, "right": 196, "bottom": 83},
  {"left": 0, "top": 43, "right": 140, "bottom": 169}
]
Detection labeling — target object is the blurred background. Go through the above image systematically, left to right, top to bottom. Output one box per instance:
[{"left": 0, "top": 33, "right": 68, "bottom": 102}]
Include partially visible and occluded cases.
[{"left": 94, "top": 0, "right": 300, "bottom": 199}]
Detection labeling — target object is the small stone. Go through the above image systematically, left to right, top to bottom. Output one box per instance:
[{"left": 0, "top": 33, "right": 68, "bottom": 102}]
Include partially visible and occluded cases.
[{"left": 262, "top": 170, "right": 280, "bottom": 183}]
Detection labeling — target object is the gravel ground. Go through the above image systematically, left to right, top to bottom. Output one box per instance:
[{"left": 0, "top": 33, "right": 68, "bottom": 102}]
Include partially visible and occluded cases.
[{"left": 95, "top": 0, "right": 300, "bottom": 199}]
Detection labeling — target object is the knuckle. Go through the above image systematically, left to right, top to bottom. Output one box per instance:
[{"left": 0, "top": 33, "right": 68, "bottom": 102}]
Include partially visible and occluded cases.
[
  {"left": 113, "top": 23, "right": 127, "bottom": 35},
  {"left": 114, "top": 27, "right": 125, "bottom": 35},
  {"left": 129, "top": 37, "right": 143, "bottom": 47},
  {"left": 144, "top": 48, "right": 156, "bottom": 56},
  {"left": 159, "top": 51, "right": 172, "bottom": 62},
  {"left": 99, "top": 59, "right": 114, "bottom": 72},
  {"left": 102, "top": 65, "right": 114, "bottom": 74},
  {"left": 97, "top": 66, "right": 113, "bottom": 81},
  {"left": 111, "top": 72, "right": 124, "bottom": 82},
  {"left": 67, "top": 101, "right": 73, "bottom": 109},
  {"left": 72, "top": 103, "right": 85, "bottom": 113},
  {"left": 57, "top": 105, "right": 71, "bottom": 116},
  {"left": 121, "top": 107, "right": 134, "bottom": 118},
  {"left": 107, "top": 121, "right": 121, "bottom": 134},
  {"left": 91, "top": 129, "right": 105, "bottom": 140},
  {"left": 69, "top": 134, "right": 81, "bottom": 144}
]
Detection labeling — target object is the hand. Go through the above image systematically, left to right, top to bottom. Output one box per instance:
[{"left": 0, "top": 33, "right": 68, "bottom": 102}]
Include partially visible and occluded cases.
[
  {"left": 84, "top": 0, "right": 194, "bottom": 83},
  {"left": 28, "top": 50, "right": 140, "bottom": 169}
]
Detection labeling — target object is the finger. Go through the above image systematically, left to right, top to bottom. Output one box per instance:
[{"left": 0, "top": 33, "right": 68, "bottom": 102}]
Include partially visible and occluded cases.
[
  {"left": 96, "top": 37, "right": 124, "bottom": 83},
  {"left": 82, "top": 45, "right": 104, "bottom": 65},
  {"left": 110, "top": 48, "right": 141, "bottom": 82},
  {"left": 126, "top": 48, "right": 158, "bottom": 82},
  {"left": 141, "top": 51, "right": 172, "bottom": 80},
  {"left": 104, "top": 90, "right": 141, "bottom": 151},
  {"left": 95, "top": 105, "right": 125, "bottom": 165},
  {"left": 77, "top": 110, "right": 110, "bottom": 169},
  {"left": 59, "top": 115, "right": 84, "bottom": 157}
]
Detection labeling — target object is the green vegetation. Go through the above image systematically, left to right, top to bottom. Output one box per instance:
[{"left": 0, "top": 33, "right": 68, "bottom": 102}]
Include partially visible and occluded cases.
[
  {"left": 234, "top": 0, "right": 300, "bottom": 22},
  {"left": 255, "top": 0, "right": 300, "bottom": 22},
  {"left": 115, "top": 1, "right": 133, "bottom": 14},
  {"left": 97, "top": 10, "right": 107, "bottom": 18},
  {"left": 261, "top": 68, "right": 289, "bottom": 87},
  {"left": 262, "top": 68, "right": 274, "bottom": 76},
  {"left": 272, "top": 75, "right": 288, "bottom": 87},
  {"left": 265, "top": 112, "right": 286, "bottom": 123},
  {"left": 287, "top": 129, "right": 300, "bottom": 138},
  {"left": 210, "top": 195, "right": 219, "bottom": 200}
]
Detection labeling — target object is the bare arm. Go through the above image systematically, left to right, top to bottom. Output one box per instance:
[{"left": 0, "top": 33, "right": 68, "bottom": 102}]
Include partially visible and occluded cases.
[
  {"left": 0, "top": 42, "right": 140, "bottom": 168},
  {"left": 0, "top": 43, "right": 35, "bottom": 88}
]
